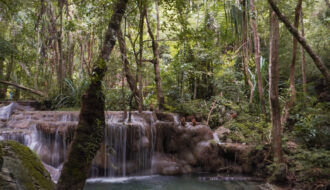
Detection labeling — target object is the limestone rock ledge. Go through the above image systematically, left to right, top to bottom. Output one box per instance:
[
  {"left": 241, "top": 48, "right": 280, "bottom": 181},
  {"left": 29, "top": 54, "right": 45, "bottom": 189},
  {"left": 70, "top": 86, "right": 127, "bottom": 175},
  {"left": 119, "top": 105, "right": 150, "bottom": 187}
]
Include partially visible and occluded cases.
[{"left": 0, "top": 141, "right": 54, "bottom": 190}]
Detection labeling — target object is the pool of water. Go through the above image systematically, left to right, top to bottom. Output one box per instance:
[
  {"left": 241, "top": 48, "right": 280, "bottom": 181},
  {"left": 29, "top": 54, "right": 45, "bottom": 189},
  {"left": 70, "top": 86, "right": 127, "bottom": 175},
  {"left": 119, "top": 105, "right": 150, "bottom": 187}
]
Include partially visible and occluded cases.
[{"left": 83, "top": 175, "right": 261, "bottom": 190}]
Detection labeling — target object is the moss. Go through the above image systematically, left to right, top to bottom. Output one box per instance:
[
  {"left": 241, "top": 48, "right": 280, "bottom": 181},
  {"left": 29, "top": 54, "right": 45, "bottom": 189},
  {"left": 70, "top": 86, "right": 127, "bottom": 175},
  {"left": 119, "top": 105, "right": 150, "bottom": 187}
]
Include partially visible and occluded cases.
[{"left": 3, "top": 141, "right": 54, "bottom": 190}]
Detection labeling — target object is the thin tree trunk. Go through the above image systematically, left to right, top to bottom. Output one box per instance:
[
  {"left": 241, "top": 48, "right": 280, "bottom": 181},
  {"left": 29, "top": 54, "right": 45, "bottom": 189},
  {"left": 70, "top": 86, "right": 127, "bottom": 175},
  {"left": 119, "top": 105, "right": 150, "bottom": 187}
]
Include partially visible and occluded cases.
[
  {"left": 46, "top": 0, "right": 64, "bottom": 91},
  {"left": 66, "top": 0, "right": 75, "bottom": 80},
  {"left": 242, "top": 0, "right": 254, "bottom": 104},
  {"left": 250, "top": 0, "right": 266, "bottom": 114},
  {"left": 268, "top": 0, "right": 330, "bottom": 83},
  {"left": 269, "top": 0, "right": 282, "bottom": 163},
  {"left": 281, "top": 0, "right": 302, "bottom": 127},
  {"left": 55, "top": 1, "right": 128, "bottom": 189},
  {"left": 137, "top": 2, "right": 145, "bottom": 112},
  {"left": 145, "top": 5, "right": 165, "bottom": 110},
  {"left": 300, "top": 10, "right": 307, "bottom": 96},
  {"left": 117, "top": 29, "right": 142, "bottom": 111},
  {"left": 1, "top": 54, "right": 15, "bottom": 98},
  {"left": 0, "top": 58, "right": 5, "bottom": 99},
  {"left": 180, "top": 71, "right": 184, "bottom": 99},
  {"left": 193, "top": 77, "right": 197, "bottom": 99}
]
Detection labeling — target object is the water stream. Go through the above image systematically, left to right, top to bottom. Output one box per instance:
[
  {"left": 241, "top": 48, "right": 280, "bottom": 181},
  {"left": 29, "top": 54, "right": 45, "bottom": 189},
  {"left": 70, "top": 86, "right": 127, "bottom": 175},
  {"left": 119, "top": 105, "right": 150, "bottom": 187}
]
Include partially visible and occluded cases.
[{"left": 0, "top": 103, "right": 262, "bottom": 189}]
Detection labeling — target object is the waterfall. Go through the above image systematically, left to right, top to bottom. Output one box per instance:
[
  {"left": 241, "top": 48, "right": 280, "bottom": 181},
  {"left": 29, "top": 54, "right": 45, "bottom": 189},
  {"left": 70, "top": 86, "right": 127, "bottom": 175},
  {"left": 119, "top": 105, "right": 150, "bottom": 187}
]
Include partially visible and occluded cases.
[
  {"left": 0, "top": 103, "right": 219, "bottom": 183},
  {"left": 0, "top": 105, "right": 162, "bottom": 181}
]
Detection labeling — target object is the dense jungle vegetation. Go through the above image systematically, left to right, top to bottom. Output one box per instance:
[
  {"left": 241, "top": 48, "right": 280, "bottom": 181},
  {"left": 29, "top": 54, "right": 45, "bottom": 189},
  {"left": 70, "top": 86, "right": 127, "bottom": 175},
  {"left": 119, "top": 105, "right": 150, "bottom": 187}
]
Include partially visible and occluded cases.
[{"left": 0, "top": 0, "right": 329, "bottom": 189}]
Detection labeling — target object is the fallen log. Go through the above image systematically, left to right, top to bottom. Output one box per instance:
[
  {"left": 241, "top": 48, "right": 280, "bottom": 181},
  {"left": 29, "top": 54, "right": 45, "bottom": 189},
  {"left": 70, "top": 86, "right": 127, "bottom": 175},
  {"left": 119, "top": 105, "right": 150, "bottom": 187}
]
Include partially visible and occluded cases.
[{"left": 0, "top": 81, "right": 46, "bottom": 97}]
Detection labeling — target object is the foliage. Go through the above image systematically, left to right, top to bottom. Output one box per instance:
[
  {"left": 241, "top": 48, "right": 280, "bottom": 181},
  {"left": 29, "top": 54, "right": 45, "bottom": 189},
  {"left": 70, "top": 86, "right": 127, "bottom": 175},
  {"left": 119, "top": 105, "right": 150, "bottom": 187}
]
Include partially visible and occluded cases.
[
  {"left": 52, "top": 78, "right": 89, "bottom": 109},
  {"left": 290, "top": 96, "right": 330, "bottom": 150},
  {"left": 286, "top": 147, "right": 330, "bottom": 188}
]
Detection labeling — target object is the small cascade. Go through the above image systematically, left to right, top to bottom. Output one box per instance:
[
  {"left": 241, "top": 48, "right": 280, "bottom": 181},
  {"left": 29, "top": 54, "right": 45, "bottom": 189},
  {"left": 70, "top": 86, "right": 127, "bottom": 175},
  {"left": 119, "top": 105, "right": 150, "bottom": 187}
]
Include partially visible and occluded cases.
[
  {"left": 0, "top": 103, "right": 222, "bottom": 183},
  {"left": 0, "top": 104, "right": 167, "bottom": 181},
  {"left": 213, "top": 132, "right": 223, "bottom": 145}
]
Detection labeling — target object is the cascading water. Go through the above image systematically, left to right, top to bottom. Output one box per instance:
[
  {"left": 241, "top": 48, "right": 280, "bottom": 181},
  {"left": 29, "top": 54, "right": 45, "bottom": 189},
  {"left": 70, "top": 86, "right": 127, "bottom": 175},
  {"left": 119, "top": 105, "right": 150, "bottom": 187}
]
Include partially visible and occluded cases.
[
  {"left": 1, "top": 102, "right": 222, "bottom": 185},
  {"left": 0, "top": 103, "right": 159, "bottom": 182}
]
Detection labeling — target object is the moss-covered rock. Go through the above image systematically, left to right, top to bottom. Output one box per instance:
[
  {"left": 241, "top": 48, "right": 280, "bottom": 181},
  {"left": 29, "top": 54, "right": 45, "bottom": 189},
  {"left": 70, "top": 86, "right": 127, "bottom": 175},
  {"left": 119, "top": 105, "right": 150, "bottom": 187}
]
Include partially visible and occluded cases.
[{"left": 0, "top": 141, "right": 54, "bottom": 190}]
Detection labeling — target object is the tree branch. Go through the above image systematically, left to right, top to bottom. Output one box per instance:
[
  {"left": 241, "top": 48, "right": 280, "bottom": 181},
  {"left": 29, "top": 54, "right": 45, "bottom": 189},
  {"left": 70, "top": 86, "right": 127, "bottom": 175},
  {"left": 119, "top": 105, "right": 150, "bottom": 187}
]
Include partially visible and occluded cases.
[
  {"left": 268, "top": 0, "right": 330, "bottom": 83},
  {"left": 0, "top": 81, "right": 46, "bottom": 96}
]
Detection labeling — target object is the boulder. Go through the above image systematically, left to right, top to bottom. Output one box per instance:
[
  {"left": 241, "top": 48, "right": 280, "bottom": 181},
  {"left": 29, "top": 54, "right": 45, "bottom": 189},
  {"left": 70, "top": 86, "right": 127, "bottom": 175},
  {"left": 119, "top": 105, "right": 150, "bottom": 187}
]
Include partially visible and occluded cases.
[{"left": 0, "top": 141, "right": 54, "bottom": 190}]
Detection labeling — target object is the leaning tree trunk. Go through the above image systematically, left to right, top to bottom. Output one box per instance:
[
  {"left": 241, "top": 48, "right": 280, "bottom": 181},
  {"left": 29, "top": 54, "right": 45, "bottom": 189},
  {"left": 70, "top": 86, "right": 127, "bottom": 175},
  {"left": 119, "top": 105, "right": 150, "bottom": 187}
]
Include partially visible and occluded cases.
[
  {"left": 250, "top": 0, "right": 266, "bottom": 114},
  {"left": 268, "top": 0, "right": 330, "bottom": 83},
  {"left": 269, "top": 0, "right": 282, "bottom": 163},
  {"left": 281, "top": 0, "right": 303, "bottom": 127},
  {"left": 55, "top": 1, "right": 128, "bottom": 189},
  {"left": 145, "top": 6, "right": 165, "bottom": 110},
  {"left": 117, "top": 29, "right": 142, "bottom": 110}
]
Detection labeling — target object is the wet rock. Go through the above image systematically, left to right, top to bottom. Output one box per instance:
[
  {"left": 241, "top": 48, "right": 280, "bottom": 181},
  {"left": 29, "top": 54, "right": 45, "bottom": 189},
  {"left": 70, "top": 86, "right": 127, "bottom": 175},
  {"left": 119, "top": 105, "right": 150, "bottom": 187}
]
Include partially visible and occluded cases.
[
  {"left": 155, "top": 112, "right": 176, "bottom": 122},
  {"left": 215, "top": 126, "right": 231, "bottom": 139},
  {"left": 0, "top": 141, "right": 54, "bottom": 190},
  {"left": 179, "top": 151, "right": 197, "bottom": 165}
]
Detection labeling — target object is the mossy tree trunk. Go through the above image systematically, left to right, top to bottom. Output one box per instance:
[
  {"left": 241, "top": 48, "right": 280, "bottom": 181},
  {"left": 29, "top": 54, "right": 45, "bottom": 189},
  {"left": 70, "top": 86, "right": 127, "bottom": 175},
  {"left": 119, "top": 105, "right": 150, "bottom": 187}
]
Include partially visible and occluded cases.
[{"left": 55, "top": 1, "right": 128, "bottom": 189}]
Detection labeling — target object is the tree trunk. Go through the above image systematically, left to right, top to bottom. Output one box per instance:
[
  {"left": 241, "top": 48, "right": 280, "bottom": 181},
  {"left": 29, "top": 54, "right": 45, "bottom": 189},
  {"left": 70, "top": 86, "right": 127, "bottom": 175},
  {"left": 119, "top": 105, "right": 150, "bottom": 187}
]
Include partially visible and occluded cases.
[
  {"left": 46, "top": 0, "right": 64, "bottom": 91},
  {"left": 242, "top": 0, "right": 254, "bottom": 104},
  {"left": 250, "top": 0, "right": 266, "bottom": 114},
  {"left": 268, "top": 0, "right": 330, "bottom": 83},
  {"left": 269, "top": 0, "right": 282, "bottom": 163},
  {"left": 281, "top": 0, "right": 302, "bottom": 127},
  {"left": 55, "top": 1, "right": 128, "bottom": 189},
  {"left": 66, "top": 1, "right": 75, "bottom": 80},
  {"left": 137, "top": 2, "right": 145, "bottom": 113},
  {"left": 145, "top": 5, "right": 165, "bottom": 111},
  {"left": 300, "top": 10, "right": 307, "bottom": 96},
  {"left": 117, "top": 30, "right": 142, "bottom": 111},
  {"left": 1, "top": 54, "right": 15, "bottom": 98},
  {"left": 0, "top": 58, "right": 5, "bottom": 99}
]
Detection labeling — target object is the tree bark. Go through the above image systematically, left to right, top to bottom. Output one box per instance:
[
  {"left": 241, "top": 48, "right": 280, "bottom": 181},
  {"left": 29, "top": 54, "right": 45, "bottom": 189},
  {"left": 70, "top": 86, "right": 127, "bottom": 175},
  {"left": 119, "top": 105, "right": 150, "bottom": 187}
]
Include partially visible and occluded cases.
[
  {"left": 46, "top": 0, "right": 64, "bottom": 91},
  {"left": 242, "top": 0, "right": 254, "bottom": 104},
  {"left": 250, "top": 0, "right": 266, "bottom": 114},
  {"left": 268, "top": 0, "right": 330, "bottom": 83},
  {"left": 269, "top": 0, "right": 282, "bottom": 163},
  {"left": 281, "top": 0, "right": 302, "bottom": 127},
  {"left": 55, "top": 1, "right": 128, "bottom": 189},
  {"left": 137, "top": 2, "right": 145, "bottom": 113},
  {"left": 145, "top": 6, "right": 165, "bottom": 110},
  {"left": 300, "top": 10, "right": 307, "bottom": 96},
  {"left": 117, "top": 29, "right": 142, "bottom": 110},
  {"left": 1, "top": 54, "right": 15, "bottom": 98},
  {"left": 0, "top": 57, "right": 5, "bottom": 99}
]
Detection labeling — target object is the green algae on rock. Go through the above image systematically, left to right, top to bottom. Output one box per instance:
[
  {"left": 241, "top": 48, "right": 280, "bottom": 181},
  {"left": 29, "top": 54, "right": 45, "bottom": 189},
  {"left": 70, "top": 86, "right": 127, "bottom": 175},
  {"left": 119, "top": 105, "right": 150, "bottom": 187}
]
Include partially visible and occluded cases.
[{"left": 0, "top": 141, "right": 54, "bottom": 190}]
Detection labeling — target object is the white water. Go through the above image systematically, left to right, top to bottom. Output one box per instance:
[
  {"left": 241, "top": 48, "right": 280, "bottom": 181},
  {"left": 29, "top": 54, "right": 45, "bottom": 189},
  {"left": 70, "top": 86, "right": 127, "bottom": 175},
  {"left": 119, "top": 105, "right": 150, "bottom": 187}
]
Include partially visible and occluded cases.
[
  {"left": 0, "top": 103, "right": 15, "bottom": 120},
  {"left": 213, "top": 132, "right": 223, "bottom": 145},
  {"left": 86, "top": 175, "right": 156, "bottom": 183}
]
